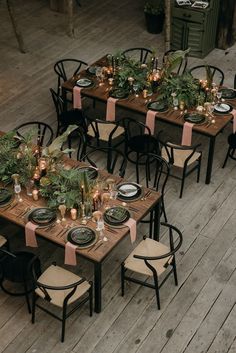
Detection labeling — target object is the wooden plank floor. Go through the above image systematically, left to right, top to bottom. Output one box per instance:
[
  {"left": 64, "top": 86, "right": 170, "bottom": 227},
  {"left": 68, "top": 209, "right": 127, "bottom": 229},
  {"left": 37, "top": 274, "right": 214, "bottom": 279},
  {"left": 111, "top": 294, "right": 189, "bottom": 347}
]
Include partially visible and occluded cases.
[{"left": 0, "top": 0, "right": 236, "bottom": 352}]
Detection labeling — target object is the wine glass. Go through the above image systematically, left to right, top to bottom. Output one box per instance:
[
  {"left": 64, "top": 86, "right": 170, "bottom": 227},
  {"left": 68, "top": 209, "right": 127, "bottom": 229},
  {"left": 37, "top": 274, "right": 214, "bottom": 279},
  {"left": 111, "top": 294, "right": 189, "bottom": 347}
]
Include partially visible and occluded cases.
[
  {"left": 96, "top": 67, "right": 104, "bottom": 86},
  {"left": 133, "top": 84, "right": 139, "bottom": 97},
  {"left": 216, "top": 91, "right": 222, "bottom": 105},
  {"left": 14, "top": 183, "right": 23, "bottom": 202},
  {"left": 96, "top": 216, "right": 108, "bottom": 242}
]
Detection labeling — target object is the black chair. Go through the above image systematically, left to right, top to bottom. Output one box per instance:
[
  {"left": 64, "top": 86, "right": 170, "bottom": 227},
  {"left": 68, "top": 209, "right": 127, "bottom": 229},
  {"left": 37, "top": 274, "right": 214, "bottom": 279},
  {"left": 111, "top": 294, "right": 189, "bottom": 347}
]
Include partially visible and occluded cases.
[
  {"left": 122, "top": 47, "right": 153, "bottom": 64},
  {"left": 162, "top": 49, "right": 188, "bottom": 75},
  {"left": 54, "top": 58, "right": 88, "bottom": 97},
  {"left": 188, "top": 65, "right": 224, "bottom": 86},
  {"left": 234, "top": 74, "right": 236, "bottom": 89},
  {"left": 50, "top": 88, "right": 88, "bottom": 136},
  {"left": 86, "top": 117, "right": 125, "bottom": 150},
  {"left": 121, "top": 117, "right": 160, "bottom": 183},
  {"left": 15, "top": 122, "right": 54, "bottom": 147},
  {"left": 64, "top": 126, "right": 87, "bottom": 160},
  {"left": 222, "top": 133, "right": 236, "bottom": 168},
  {"left": 160, "top": 140, "right": 202, "bottom": 198},
  {"left": 81, "top": 147, "right": 127, "bottom": 178},
  {"left": 140, "top": 153, "right": 170, "bottom": 230},
  {"left": 121, "top": 222, "right": 183, "bottom": 309},
  {"left": 0, "top": 235, "right": 9, "bottom": 251},
  {"left": 0, "top": 249, "right": 41, "bottom": 313},
  {"left": 31, "top": 262, "right": 93, "bottom": 342}
]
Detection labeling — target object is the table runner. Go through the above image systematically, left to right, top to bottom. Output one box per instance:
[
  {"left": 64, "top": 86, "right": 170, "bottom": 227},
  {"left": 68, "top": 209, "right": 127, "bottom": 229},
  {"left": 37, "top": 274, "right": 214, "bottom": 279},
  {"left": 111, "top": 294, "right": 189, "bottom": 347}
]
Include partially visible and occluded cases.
[
  {"left": 73, "top": 86, "right": 82, "bottom": 109},
  {"left": 106, "top": 97, "right": 118, "bottom": 121},
  {"left": 145, "top": 110, "right": 156, "bottom": 135},
  {"left": 181, "top": 122, "right": 194, "bottom": 146},
  {"left": 25, "top": 222, "right": 38, "bottom": 247},
  {"left": 64, "top": 241, "right": 78, "bottom": 265}
]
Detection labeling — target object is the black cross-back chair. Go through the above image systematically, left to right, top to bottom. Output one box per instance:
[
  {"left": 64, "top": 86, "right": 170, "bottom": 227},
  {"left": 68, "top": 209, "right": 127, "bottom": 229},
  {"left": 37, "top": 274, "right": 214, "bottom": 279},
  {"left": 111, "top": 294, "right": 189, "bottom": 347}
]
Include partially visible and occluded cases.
[
  {"left": 122, "top": 47, "right": 153, "bottom": 64},
  {"left": 162, "top": 49, "right": 188, "bottom": 75},
  {"left": 54, "top": 58, "right": 88, "bottom": 96},
  {"left": 188, "top": 65, "right": 225, "bottom": 86},
  {"left": 15, "top": 122, "right": 54, "bottom": 147},
  {"left": 64, "top": 126, "right": 87, "bottom": 160},
  {"left": 222, "top": 133, "right": 236, "bottom": 168},
  {"left": 81, "top": 147, "right": 127, "bottom": 178},
  {"left": 121, "top": 222, "right": 183, "bottom": 310}
]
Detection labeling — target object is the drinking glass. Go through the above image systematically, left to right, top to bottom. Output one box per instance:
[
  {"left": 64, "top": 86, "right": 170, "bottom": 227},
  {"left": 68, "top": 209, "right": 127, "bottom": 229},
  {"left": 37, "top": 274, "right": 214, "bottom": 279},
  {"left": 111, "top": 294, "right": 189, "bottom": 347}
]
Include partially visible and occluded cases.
[
  {"left": 133, "top": 84, "right": 139, "bottom": 97},
  {"left": 216, "top": 91, "right": 222, "bottom": 105},
  {"left": 14, "top": 183, "right": 22, "bottom": 202},
  {"left": 84, "top": 200, "right": 92, "bottom": 219}
]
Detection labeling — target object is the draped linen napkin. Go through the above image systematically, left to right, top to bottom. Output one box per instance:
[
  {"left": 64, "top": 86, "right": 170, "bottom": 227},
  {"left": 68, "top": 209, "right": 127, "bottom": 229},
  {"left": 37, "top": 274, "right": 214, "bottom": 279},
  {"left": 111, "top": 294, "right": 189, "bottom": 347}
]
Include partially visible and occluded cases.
[
  {"left": 73, "top": 86, "right": 82, "bottom": 109},
  {"left": 106, "top": 97, "right": 118, "bottom": 121},
  {"left": 232, "top": 109, "right": 236, "bottom": 133},
  {"left": 145, "top": 110, "right": 156, "bottom": 135},
  {"left": 181, "top": 122, "right": 194, "bottom": 146},
  {"left": 124, "top": 218, "right": 137, "bottom": 244},
  {"left": 25, "top": 222, "right": 38, "bottom": 247},
  {"left": 64, "top": 241, "right": 78, "bottom": 266}
]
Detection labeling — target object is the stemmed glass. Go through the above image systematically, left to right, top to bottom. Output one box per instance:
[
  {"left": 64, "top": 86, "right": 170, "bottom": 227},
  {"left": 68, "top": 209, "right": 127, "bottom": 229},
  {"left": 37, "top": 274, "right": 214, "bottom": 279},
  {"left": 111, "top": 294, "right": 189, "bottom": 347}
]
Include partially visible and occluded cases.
[
  {"left": 96, "top": 67, "right": 104, "bottom": 86},
  {"left": 133, "top": 84, "right": 139, "bottom": 98},
  {"left": 216, "top": 90, "right": 222, "bottom": 106},
  {"left": 12, "top": 174, "right": 23, "bottom": 202},
  {"left": 57, "top": 196, "right": 66, "bottom": 223},
  {"left": 96, "top": 215, "right": 108, "bottom": 242}
]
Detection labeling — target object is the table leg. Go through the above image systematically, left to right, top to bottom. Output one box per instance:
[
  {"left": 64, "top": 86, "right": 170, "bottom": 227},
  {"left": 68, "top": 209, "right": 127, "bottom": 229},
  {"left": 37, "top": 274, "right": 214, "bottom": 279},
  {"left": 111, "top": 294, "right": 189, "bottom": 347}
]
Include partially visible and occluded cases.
[
  {"left": 61, "top": 87, "right": 67, "bottom": 112},
  {"left": 205, "top": 136, "right": 216, "bottom": 184},
  {"left": 153, "top": 200, "right": 161, "bottom": 241},
  {"left": 94, "top": 262, "right": 102, "bottom": 313}
]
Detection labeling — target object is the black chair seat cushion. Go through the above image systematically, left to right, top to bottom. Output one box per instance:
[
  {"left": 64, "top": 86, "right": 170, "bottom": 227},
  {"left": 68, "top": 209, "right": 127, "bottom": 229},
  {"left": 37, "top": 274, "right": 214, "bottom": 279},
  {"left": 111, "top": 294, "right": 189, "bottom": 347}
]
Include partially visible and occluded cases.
[
  {"left": 228, "top": 133, "right": 236, "bottom": 149},
  {"left": 127, "top": 135, "right": 158, "bottom": 153}
]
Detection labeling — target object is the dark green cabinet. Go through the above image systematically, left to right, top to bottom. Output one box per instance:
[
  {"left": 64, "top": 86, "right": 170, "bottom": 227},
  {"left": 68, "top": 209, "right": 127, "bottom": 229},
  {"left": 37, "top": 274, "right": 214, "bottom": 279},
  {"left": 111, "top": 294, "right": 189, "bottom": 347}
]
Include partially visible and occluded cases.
[{"left": 170, "top": 0, "right": 220, "bottom": 58}]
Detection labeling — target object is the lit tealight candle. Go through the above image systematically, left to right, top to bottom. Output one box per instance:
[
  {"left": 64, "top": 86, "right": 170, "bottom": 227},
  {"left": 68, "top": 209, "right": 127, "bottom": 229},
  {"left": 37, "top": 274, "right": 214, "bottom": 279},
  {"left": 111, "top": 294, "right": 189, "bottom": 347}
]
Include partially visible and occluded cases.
[{"left": 32, "top": 189, "right": 39, "bottom": 201}]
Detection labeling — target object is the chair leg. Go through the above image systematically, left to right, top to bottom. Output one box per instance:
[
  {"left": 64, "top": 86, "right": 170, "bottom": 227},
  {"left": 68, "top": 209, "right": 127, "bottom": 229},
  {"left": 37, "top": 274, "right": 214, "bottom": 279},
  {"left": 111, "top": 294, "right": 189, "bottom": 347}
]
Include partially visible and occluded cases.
[
  {"left": 222, "top": 147, "right": 232, "bottom": 168},
  {"left": 135, "top": 153, "right": 140, "bottom": 184},
  {"left": 197, "top": 157, "right": 201, "bottom": 182},
  {"left": 179, "top": 168, "right": 186, "bottom": 198},
  {"left": 161, "top": 197, "right": 168, "bottom": 222},
  {"left": 172, "top": 257, "right": 178, "bottom": 286},
  {"left": 121, "top": 263, "right": 125, "bottom": 296},
  {"left": 153, "top": 274, "right": 160, "bottom": 310},
  {"left": 23, "top": 281, "right": 32, "bottom": 314},
  {"left": 89, "top": 284, "right": 93, "bottom": 317},
  {"left": 31, "top": 292, "right": 36, "bottom": 324},
  {"left": 61, "top": 306, "right": 67, "bottom": 343}
]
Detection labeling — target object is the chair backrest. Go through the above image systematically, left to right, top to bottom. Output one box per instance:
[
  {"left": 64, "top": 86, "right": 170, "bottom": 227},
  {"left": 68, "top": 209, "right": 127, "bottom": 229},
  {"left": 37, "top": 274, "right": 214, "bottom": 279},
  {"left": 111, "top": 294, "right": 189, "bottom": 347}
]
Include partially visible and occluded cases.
[
  {"left": 122, "top": 47, "right": 153, "bottom": 64},
  {"left": 162, "top": 49, "right": 188, "bottom": 75},
  {"left": 54, "top": 58, "right": 88, "bottom": 93},
  {"left": 188, "top": 65, "right": 224, "bottom": 86},
  {"left": 234, "top": 74, "right": 236, "bottom": 89},
  {"left": 50, "top": 87, "right": 64, "bottom": 117},
  {"left": 87, "top": 117, "right": 124, "bottom": 148},
  {"left": 121, "top": 117, "right": 151, "bottom": 139},
  {"left": 15, "top": 122, "right": 54, "bottom": 147},
  {"left": 64, "top": 127, "right": 87, "bottom": 160},
  {"left": 160, "top": 140, "right": 200, "bottom": 166},
  {"left": 81, "top": 147, "right": 127, "bottom": 177},
  {"left": 141, "top": 152, "right": 170, "bottom": 196},
  {"left": 133, "top": 222, "right": 183, "bottom": 263}
]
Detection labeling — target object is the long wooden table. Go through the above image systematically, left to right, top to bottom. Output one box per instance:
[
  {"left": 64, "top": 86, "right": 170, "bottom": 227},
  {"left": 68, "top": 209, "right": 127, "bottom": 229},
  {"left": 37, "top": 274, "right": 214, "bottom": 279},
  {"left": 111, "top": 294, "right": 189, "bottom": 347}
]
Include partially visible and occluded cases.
[
  {"left": 62, "top": 56, "right": 236, "bottom": 184},
  {"left": 0, "top": 157, "right": 161, "bottom": 313}
]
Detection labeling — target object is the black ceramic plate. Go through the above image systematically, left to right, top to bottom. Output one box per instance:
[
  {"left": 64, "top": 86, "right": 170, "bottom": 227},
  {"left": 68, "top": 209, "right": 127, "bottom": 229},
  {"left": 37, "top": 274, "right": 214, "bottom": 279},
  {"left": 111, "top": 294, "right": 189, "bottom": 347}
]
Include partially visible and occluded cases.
[
  {"left": 76, "top": 78, "right": 93, "bottom": 88},
  {"left": 219, "top": 88, "right": 236, "bottom": 99},
  {"left": 109, "top": 89, "right": 129, "bottom": 99},
  {"left": 147, "top": 101, "right": 168, "bottom": 112},
  {"left": 214, "top": 103, "right": 233, "bottom": 114},
  {"left": 183, "top": 113, "right": 206, "bottom": 124},
  {"left": 77, "top": 166, "right": 98, "bottom": 180},
  {"left": 117, "top": 182, "right": 142, "bottom": 201},
  {"left": 0, "top": 188, "right": 12, "bottom": 205},
  {"left": 104, "top": 206, "right": 130, "bottom": 226},
  {"left": 28, "top": 208, "right": 57, "bottom": 226},
  {"left": 67, "top": 226, "right": 96, "bottom": 247}
]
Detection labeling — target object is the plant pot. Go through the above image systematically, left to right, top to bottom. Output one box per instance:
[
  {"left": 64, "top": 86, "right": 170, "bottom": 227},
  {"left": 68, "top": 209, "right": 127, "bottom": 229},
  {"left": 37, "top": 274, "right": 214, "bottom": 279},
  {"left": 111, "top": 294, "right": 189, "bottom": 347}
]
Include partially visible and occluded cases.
[{"left": 145, "top": 12, "right": 165, "bottom": 34}]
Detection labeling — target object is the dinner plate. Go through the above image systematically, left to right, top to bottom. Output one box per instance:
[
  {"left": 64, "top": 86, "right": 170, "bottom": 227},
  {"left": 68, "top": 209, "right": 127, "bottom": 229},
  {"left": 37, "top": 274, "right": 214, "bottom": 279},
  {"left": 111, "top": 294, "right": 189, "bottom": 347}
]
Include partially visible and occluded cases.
[
  {"left": 86, "top": 66, "right": 100, "bottom": 75},
  {"left": 76, "top": 78, "right": 93, "bottom": 88},
  {"left": 219, "top": 88, "right": 236, "bottom": 100},
  {"left": 109, "top": 89, "right": 129, "bottom": 99},
  {"left": 147, "top": 101, "right": 169, "bottom": 112},
  {"left": 214, "top": 103, "right": 233, "bottom": 114},
  {"left": 183, "top": 112, "right": 206, "bottom": 124},
  {"left": 77, "top": 166, "right": 98, "bottom": 180},
  {"left": 117, "top": 182, "right": 142, "bottom": 201},
  {"left": 0, "top": 188, "right": 12, "bottom": 206},
  {"left": 104, "top": 206, "right": 130, "bottom": 226},
  {"left": 28, "top": 207, "right": 57, "bottom": 226},
  {"left": 67, "top": 226, "right": 97, "bottom": 248}
]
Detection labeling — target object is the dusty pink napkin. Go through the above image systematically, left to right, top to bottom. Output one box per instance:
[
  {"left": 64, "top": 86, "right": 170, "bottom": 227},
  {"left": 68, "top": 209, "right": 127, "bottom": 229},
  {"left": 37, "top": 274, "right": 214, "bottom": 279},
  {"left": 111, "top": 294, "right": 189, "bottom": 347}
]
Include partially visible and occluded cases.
[
  {"left": 73, "top": 86, "right": 82, "bottom": 109},
  {"left": 106, "top": 97, "right": 118, "bottom": 121},
  {"left": 232, "top": 109, "right": 236, "bottom": 133},
  {"left": 145, "top": 110, "right": 156, "bottom": 135},
  {"left": 181, "top": 122, "right": 194, "bottom": 146},
  {"left": 125, "top": 218, "right": 137, "bottom": 244},
  {"left": 25, "top": 222, "right": 38, "bottom": 247},
  {"left": 64, "top": 242, "right": 78, "bottom": 266}
]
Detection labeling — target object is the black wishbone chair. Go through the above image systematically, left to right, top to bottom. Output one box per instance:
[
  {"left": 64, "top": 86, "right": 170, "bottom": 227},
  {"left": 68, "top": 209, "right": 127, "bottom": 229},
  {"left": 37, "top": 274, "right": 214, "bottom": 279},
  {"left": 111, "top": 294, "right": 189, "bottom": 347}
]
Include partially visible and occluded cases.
[
  {"left": 121, "top": 47, "right": 153, "bottom": 64},
  {"left": 162, "top": 49, "right": 188, "bottom": 75},
  {"left": 188, "top": 65, "right": 224, "bottom": 86},
  {"left": 15, "top": 122, "right": 54, "bottom": 147},
  {"left": 222, "top": 132, "right": 236, "bottom": 168},
  {"left": 121, "top": 222, "right": 183, "bottom": 309},
  {"left": 31, "top": 261, "right": 93, "bottom": 343}
]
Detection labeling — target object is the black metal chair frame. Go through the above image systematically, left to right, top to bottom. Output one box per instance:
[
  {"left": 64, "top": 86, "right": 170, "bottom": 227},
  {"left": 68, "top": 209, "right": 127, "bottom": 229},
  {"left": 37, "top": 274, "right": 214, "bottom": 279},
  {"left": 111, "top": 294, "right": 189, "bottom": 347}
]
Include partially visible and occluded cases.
[
  {"left": 122, "top": 47, "right": 153, "bottom": 64},
  {"left": 162, "top": 49, "right": 188, "bottom": 75},
  {"left": 54, "top": 58, "right": 88, "bottom": 96},
  {"left": 189, "top": 65, "right": 225, "bottom": 86},
  {"left": 50, "top": 88, "right": 87, "bottom": 137},
  {"left": 121, "top": 117, "right": 160, "bottom": 183},
  {"left": 15, "top": 122, "right": 54, "bottom": 147},
  {"left": 66, "top": 126, "right": 87, "bottom": 160},
  {"left": 222, "top": 132, "right": 236, "bottom": 168},
  {"left": 161, "top": 140, "right": 202, "bottom": 198},
  {"left": 81, "top": 146, "right": 127, "bottom": 178},
  {"left": 121, "top": 222, "right": 183, "bottom": 309},
  {"left": 0, "top": 249, "right": 41, "bottom": 313},
  {"left": 31, "top": 262, "right": 93, "bottom": 343}
]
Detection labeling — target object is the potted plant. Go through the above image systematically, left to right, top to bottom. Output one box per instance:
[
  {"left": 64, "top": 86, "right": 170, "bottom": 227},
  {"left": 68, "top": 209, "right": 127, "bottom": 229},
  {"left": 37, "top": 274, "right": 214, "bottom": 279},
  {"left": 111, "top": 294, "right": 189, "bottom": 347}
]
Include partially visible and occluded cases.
[{"left": 144, "top": 0, "right": 165, "bottom": 34}]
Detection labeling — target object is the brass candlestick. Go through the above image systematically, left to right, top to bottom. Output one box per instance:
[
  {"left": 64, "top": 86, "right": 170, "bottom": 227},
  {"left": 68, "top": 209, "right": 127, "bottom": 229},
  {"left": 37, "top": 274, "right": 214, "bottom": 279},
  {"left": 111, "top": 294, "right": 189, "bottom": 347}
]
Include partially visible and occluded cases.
[{"left": 81, "top": 203, "right": 87, "bottom": 225}]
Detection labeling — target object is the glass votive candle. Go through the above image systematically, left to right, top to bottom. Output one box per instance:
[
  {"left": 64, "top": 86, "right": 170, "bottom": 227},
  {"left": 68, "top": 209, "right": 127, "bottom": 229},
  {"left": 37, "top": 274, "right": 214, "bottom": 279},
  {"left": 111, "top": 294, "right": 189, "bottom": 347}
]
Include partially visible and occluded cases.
[
  {"left": 108, "top": 78, "right": 114, "bottom": 86},
  {"left": 32, "top": 189, "right": 39, "bottom": 201},
  {"left": 70, "top": 208, "right": 77, "bottom": 220}
]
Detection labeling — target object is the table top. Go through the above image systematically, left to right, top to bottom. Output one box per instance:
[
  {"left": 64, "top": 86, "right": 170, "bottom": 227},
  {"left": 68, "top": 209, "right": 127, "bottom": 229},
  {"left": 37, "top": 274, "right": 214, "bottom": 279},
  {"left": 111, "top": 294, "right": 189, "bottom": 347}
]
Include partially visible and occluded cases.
[
  {"left": 62, "top": 55, "right": 236, "bottom": 138},
  {"left": 0, "top": 158, "right": 161, "bottom": 264}
]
